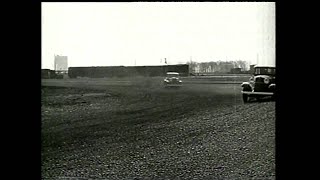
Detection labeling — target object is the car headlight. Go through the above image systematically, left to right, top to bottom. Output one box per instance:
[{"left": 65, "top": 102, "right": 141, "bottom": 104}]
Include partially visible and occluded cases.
[{"left": 264, "top": 78, "right": 270, "bottom": 84}]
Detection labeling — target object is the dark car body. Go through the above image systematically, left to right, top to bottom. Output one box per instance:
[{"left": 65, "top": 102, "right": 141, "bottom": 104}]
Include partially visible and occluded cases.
[
  {"left": 241, "top": 65, "right": 275, "bottom": 102},
  {"left": 163, "top": 72, "right": 182, "bottom": 87}
]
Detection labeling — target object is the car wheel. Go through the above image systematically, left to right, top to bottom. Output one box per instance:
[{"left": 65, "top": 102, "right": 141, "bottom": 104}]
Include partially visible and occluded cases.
[
  {"left": 243, "top": 94, "right": 249, "bottom": 103},
  {"left": 271, "top": 95, "right": 275, "bottom": 101},
  {"left": 256, "top": 96, "right": 262, "bottom": 102}
]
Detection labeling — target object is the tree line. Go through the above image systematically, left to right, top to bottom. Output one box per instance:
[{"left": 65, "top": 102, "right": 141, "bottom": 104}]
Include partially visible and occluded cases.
[{"left": 186, "top": 60, "right": 249, "bottom": 73}]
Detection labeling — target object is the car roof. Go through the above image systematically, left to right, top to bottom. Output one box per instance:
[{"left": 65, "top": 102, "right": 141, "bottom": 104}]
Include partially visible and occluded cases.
[{"left": 166, "top": 72, "right": 179, "bottom": 75}]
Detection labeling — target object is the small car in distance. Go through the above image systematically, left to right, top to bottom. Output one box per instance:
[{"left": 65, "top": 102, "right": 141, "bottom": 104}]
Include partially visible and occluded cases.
[
  {"left": 241, "top": 65, "right": 276, "bottom": 102},
  {"left": 163, "top": 72, "right": 182, "bottom": 88}
]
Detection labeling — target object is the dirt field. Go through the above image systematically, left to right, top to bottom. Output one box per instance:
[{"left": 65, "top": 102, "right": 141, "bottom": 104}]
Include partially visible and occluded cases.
[{"left": 41, "top": 78, "right": 275, "bottom": 179}]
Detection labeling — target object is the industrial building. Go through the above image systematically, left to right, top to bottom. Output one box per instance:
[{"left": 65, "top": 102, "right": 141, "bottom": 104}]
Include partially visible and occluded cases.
[
  {"left": 54, "top": 55, "right": 68, "bottom": 73},
  {"left": 68, "top": 64, "right": 189, "bottom": 78}
]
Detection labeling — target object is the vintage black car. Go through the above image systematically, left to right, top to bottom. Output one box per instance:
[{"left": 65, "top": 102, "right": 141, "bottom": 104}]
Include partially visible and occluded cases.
[
  {"left": 241, "top": 65, "right": 275, "bottom": 102},
  {"left": 163, "top": 72, "right": 182, "bottom": 87}
]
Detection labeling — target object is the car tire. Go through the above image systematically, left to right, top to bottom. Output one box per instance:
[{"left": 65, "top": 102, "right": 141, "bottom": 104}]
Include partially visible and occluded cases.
[
  {"left": 243, "top": 94, "right": 249, "bottom": 103},
  {"left": 271, "top": 95, "right": 275, "bottom": 101},
  {"left": 256, "top": 96, "right": 262, "bottom": 102}
]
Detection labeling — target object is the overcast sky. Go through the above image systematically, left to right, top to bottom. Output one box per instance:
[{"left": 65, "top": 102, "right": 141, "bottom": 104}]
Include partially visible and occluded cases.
[{"left": 41, "top": 2, "right": 275, "bottom": 69}]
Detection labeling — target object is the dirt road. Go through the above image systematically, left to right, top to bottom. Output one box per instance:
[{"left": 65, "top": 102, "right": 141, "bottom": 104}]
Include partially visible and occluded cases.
[{"left": 41, "top": 80, "right": 275, "bottom": 179}]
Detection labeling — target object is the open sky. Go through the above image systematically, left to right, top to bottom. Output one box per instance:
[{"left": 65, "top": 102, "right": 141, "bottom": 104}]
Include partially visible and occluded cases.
[{"left": 41, "top": 2, "right": 275, "bottom": 69}]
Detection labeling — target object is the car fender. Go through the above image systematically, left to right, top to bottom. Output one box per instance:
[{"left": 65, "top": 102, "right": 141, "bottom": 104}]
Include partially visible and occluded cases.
[
  {"left": 241, "top": 82, "right": 252, "bottom": 91},
  {"left": 269, "top": 83, "right": 276, "bottom": 91}
]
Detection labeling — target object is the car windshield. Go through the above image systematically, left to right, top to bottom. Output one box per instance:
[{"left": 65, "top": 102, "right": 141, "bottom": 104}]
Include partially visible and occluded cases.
[
  {"left": 254, "top": 67, "right": 275, "bottom": 75},
  {"left": 167, "top": 73, "right": 179, "bottom": 78}
]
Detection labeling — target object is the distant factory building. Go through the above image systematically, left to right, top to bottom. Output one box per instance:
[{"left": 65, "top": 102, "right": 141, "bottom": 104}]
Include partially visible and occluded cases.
[
  {"left": 54, "top": 55, "right": 68, "bottom": 72},
  {"left": 68, "top": 64, "right": 189, "bottom": 78},
  {"left": 230, "top": 68, "right": 242, "bottom": 74},
  {"left": 41, "top": 69, "right": 63, "bottom": 79}
]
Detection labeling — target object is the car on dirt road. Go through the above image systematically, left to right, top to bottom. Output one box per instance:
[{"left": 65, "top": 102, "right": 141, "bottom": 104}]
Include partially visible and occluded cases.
[
  {"left": 241, "top": 65, "right": 276, "bottom": 102},
  {"left": 163, "top": 72, "right": 182, "bottom": 88}
]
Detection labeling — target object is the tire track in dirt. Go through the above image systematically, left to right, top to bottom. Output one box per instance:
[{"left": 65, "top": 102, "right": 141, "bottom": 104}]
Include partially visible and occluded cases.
[{"left": 42, "top": 85, "right": 275, "bottom": 179}]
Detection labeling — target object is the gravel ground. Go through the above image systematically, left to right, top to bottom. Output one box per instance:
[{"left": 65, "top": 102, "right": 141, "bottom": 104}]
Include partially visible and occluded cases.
[{"left": 41, "top": 84, "right": 275, "bottom": 179}]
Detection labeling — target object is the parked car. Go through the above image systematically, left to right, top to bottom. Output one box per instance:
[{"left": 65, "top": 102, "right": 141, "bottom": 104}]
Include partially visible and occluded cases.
[
  {"left": 241, "top": 65, "right": 276, "bottom": 102},
  {"left": 163, "top": 72, "right": 182, "bottom": 88}
]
